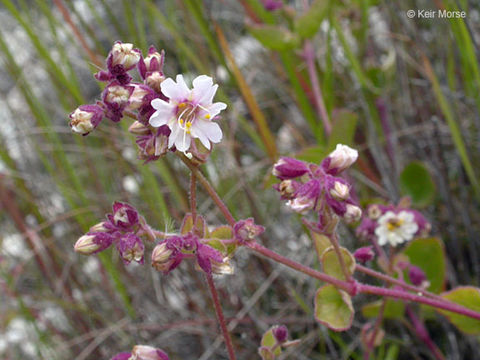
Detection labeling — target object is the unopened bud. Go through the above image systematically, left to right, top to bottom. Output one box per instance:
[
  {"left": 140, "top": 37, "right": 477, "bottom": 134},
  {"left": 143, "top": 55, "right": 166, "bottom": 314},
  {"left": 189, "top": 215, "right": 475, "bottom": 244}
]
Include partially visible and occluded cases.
[
  {"left": 111, "top": 42, "right": 140, "bottom": 69},
  {"left": 146, "top": 72, "right": 165, "bottom": 93},
  {"left": 104, "top": 85, "right": 132, "bottom": 106},
  {"left": 126, "top": 85, "right": 151, "bottom": 110},
  {"left": 69, "top": 104, "right": 103, "bottom": 135},
  {"left": 129, "top": 121, "right": 151, "bottom": 135},
  {"left": 322, "top": 144, "right": 358, "bottom": 175},
  {"left": 272, "top": 157, "right": 309, "bottom": 180},
  {"left": 278, "top": 180, "right": 296, "bottom": 199},
  {"left": 330, "top": 181, "right": 350, "bottom": 200},
  {"left": 287, "top": 196, "right": 315, "bottom": 214},
  {"left": 344, "top": 204, "right": 362, "bottom": 223},
  {"left": 367, "top": 204, "right": 382, "bottom": 220},
  {"left": 234, "top": 218, "right": 265, "bottom": 243},
  {"left": 89, "top": 221, "right": 108, "bottom": 233},
  {"left": 74, "top": 233, "right": 113, "bottom": 255},
  {"left": 151, "top": 242, "right": 174, "bottom": 271},
  {"left": 353, "top": 246, "right": 375, "bottom": 263},
  {"left": 211, "top": 257, "right": 234, "bottom": 275},
  {"left": 408, "top": 265, "right": 429, "bottom": 287},
  {"left": 272, "top": 325, "right": 288, "bottom": 343},
  {"left": 131, "top": 345, "right": 170, "bottom": 360}
]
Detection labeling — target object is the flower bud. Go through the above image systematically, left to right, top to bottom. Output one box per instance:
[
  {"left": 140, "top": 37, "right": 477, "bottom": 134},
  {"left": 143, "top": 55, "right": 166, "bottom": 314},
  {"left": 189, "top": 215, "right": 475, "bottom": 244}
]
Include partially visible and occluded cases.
[
  {"left": 261, "top": 0, "right": 283, "bottom": 11},
  {"left": 111, "top": 42, "right": 141, "bottom": 69},
  {"left": 143, "top": 50, "right": 164, "bottom": 71},
  {"left": 146, "top": 72, "right": 165, "bottom": 93},
  {"left": 104, "top": 84, "right": 133, "bottom": 107},
  {"left": 126, "top": 85, "right": 151, "bottom": 111},
  {"left": 69, "top": 104, "right": 103, "bottom": 135},
  {"left": 129, "top": 121, "right": 151, "bottom": 136},
  {"left": 322, "top": 144, "right": 358, "bottom": 175},
  {"left": 272, "top": 157, "right": 309, "bottom": 180},
  {"left": 275, "top": 179, "right": 298, "bottom": 200},
  {"left": 286, "top": 180, "right": 319, "bottom": 214},
  {"left": 330, "top": 181, "right": 350, "bottom": 200},
  {"left": 286, "top": 196, "right": 315, "bottom": 214},
  {"left": 109, "top": 202, "right": 139, "bottom": 230},
  {"left": 343, "top": 204, "right": 362, "bottom": 223},
  {"left": 367, "top": 204, "right": 383, "bottom": 220},
  {"left": 234, "top": 218, "right": 265, "bottom": 243},
  {"left": 89, "top": 221, "right": 108, "bottom": 233},
  {"left": 74, "top": 232, "right": 113, "bottom": 255},
  {"left": 116, "top": 234, "right": 144, "bottom": 264},
  {"left": 151, "top": 242, "right": 175, "bottom": 272},
  {"left": 353, "top": 246, "right": 375, "bottom": 263},
  {"left": 408, "top": 265, "right": 428, "bottom": 287},
  {"left": 272, "top": 325, "right": 288, "bottom": 343},
  {"left": 131, "top": 345, "right": 170, "bottom": 360},
  {"left": 111, "top": 352, "right": 132, "bottom": 360}
]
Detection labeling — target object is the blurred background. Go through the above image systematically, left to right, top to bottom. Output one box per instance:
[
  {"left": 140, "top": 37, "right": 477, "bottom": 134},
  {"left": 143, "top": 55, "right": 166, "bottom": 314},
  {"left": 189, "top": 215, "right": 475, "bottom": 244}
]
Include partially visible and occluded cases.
[{"left": 0, "top": 0, "right": 479, "bottom": 359}]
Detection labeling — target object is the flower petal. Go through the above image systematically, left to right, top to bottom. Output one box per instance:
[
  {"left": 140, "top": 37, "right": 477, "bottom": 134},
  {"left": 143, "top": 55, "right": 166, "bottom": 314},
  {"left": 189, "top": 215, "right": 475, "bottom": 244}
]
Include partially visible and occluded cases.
[
  {"left": 160, "top": 75, "right": 190, "bottom": 101},
  {"left": 192, "top": 75, "right": 214, "bottom": 102},
  {"left": 149, "top": 100, "right": 174, "bottom": 127},
  {"left": 206, "top": 102, "right": 227, "bottom": 118},
  {"left": 195, "top": 120, "right": 222, "bottom": 143},
  {"left": 190, "top": 125, "right": 211, "bottom": 150},
  {"left": 173, "top": 129, "right": 191, "bottom": 152}
]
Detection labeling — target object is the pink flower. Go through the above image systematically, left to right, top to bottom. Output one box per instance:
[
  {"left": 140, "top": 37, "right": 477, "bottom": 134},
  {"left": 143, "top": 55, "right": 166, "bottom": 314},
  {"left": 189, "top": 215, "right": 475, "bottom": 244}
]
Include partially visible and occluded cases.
[{"left": 149, "top": 75, "right": 227, "bottom": 152}]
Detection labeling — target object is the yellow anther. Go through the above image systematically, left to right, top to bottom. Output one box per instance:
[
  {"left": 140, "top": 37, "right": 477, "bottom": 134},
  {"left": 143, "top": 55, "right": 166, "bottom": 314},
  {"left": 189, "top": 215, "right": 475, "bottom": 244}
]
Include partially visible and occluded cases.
[
  {"left": 178, "top": 102, "right": 187, "bottom": 108},
  {"left": 205, "top": 114, "right": 211, "bottom": 119},
  {"left": 179, "top": 118, "right": 184, "bottom": 125},
  {"left": 186, "top": 122, "right": 192, "bottom": 128}
]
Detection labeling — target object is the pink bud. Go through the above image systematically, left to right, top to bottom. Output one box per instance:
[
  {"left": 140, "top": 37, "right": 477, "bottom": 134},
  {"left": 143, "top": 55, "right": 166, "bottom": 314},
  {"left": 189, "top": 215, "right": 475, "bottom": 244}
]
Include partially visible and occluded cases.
[
  {"left": 111, "top": 42, "right": 141, "bottom": 69},
  {"left": 322, "top": 144, "right": 358, "bottom": 175},
  {"left": 272, "top": 157, "right": 309, "bottom": 180},
  {"left": 353, "top": 246, "right": 375, "bottom": 263},
  {"left": 408, "top": 265, "right": 428, "bottom": 287},
  {"left": 272, "top": 325, "right": 288, "bottom": 343},
  {"left": 131, "top": 345, "right": 169, "bottom": 360}
]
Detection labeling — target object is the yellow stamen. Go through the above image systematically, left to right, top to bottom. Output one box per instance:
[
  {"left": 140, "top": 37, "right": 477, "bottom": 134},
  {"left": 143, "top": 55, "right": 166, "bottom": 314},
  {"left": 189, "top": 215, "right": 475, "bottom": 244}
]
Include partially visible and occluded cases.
[
  {"left": 178, "top": 102, "right": 187, "bottom": 108},
  {"left": 204, "top": 114, "right": 211, "bottom": 119},
  {"left": 179, "top": 118, "right": 184, "bottom": 125},
  {"left": 185, "top": 121, "right": 192, "bottom": 134},
  {"left": 386, "top": 219, "right": 404, "bottom": 231}
]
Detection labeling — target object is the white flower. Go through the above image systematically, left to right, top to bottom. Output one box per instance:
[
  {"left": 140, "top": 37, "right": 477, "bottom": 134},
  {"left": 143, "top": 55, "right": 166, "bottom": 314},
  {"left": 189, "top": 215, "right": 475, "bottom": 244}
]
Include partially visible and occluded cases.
[
  {"left": 149, "top": 75, "right": 227, "bottom": 152},
  {"left": 325, "top": 144, "right": 358, "bottom": 173},
  {"left": 375, "top": 211, "right": 418, "bottom": 247}
]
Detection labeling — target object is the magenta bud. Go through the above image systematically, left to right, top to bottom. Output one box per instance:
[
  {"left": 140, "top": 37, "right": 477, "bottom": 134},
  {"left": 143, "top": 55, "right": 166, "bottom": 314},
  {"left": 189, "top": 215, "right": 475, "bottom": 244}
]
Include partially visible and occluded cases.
[
  {"left": 261, "top": 0, "right": 283, "bottom": 11},
  {"left": 110, "top": 42, "right": 141, "bottom": 70},
  {"left": 126, "top": 84, "right": 152, "bottom": 111},
  {"left": 272, "top": 157, "right": 309, "bottom": 180},
  {"left": 109, "top": 201, "right": 139, "bottom": 230},
  {"left": 233, "top": 218, "right": 265, "bottom": 243},
  {"left": 116, "top": 233, "right": 144, "bottom": 265},
  {"left": 353, "top": 246, "right": 375, "bottom": 263},
  {"left": 409, "top": 265, "right": 428, "bottom": 287},
  {"left": 272, "top": 325, "right": 288, "bottom": 343},
  {"left": 131, "top": 345, "right": 169, "bottom": 360}
]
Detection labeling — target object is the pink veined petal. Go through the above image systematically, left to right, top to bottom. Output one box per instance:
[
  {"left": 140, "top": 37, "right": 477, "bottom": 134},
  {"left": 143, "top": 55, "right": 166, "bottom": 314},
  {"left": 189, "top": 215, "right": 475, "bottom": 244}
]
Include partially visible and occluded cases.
[
  {"left": 192, "top": 75, "right": 215, "bottom": 104},
  {"left": 160, "top": 76, "right": 190, "bottom": 101},
  {"left": 149, "top": 100, "right": 174, "bottom": 127},
  {"left": 206, "top": 102, "right": 227, "bottom": 118},
  {"left": 196, "top": 120, "right": 222, "bottom": 143},
  {"left": 190, "top": 125, "right": 211, "bottom": 150},
  {"left": 174, "top": 130, "right": 191, "bottom": 152}
]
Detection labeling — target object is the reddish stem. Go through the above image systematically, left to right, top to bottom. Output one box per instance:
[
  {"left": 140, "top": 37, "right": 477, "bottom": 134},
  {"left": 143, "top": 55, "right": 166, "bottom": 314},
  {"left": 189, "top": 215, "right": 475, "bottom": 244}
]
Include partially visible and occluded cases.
[
  {"left": 206, "top": 274, "right": 237, "bottom": 360},
  {"left": 406, "top": 306, "right": 445, "bottom": 360}
]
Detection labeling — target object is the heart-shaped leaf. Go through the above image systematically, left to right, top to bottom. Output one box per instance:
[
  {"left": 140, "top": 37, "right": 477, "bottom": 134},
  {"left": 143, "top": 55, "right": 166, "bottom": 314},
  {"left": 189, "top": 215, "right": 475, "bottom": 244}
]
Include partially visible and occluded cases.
[
  {"left": 321, "top": 246, "right": 356, "bottom": 281},
  {"left": 314, "top": 284, "right": 354, "bottom": 331},
  {"left": 437, "top": 286, "right": 480, "bottom": 335}
]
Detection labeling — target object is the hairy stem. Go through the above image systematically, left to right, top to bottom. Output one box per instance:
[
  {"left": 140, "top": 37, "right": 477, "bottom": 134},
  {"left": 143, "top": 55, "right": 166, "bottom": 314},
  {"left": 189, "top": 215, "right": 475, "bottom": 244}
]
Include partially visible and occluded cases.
[
  {"left": 179, "top": 154, "right": 236, "bottom": 226},
  {"left": 206, "top": 274, "right": 237, "bottom": 360}
]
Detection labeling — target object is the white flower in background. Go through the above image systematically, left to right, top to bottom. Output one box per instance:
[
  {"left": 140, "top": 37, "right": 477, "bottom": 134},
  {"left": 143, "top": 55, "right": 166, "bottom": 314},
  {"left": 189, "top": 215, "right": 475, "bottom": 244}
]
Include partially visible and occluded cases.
[
  {"left": 149, "top": 75, "right": 227, "bottom": 152},
  {"left": 375, "top": 211, "right": 418, "bottom": 246}
]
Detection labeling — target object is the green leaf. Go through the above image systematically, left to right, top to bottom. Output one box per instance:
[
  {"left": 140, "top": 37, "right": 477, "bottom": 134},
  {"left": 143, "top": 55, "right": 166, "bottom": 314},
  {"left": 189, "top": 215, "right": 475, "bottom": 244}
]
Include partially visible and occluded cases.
[
  {"left": 295, "top": 0, "right": 329, "bottom": 39},
  {"left": 248, "top": 24, "right": 300, "bottom": 51},
  {"left": 327, "top": 110, "right": 358, "bottom": 150},
  {"left": 295, "top": 145, "right": 328, "bottom": 164},
  {"left": 399, "top": 161, "right": 436, "bottom": 207},
  {"left": 180, "top": 214, "right": 206, "bottom": 237},
  {"left": 208, "top": 226, "right": 236, "bottom": 256},
  {"left": 311, "top": 231, "right": 331, "bottom": 260},
  {"left": 403, "top": 237, "right": 446, "bottom": 294},
  {"left": 321, "top": 246, "right": 356, "bottom": 281},
  {"left": 314, "top": 284, "right": 354, "bottom": 331},
  {"left": 437, "top": 287, "right": 480, "bottom": 335},
  {"left": 361, "top": 299, "right": 405, "bottom": 319},
  {"left": 258, "top": 347, "right": 275, "bottom": 360}
]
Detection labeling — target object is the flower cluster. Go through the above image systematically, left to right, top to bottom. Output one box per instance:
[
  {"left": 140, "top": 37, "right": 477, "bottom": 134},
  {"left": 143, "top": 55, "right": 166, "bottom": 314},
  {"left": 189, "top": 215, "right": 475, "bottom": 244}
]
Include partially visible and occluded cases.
[
  {"left": 69, "top": 41, "right": 227, "bottom": 162},
  {"left": 272, "top": 144, "right": 362, "bottom": 233},
  {"left": 74, "top": 202, "right": 154, "bottom": 264},
  {"left": 356, "top": 203, "right": 430, "bottom": 247},
  {"left": 152, "top": 214, "right": 238, "bottom": 275},
  {"left": 111, "top": 345, "right": 169, "bottom": 360}
]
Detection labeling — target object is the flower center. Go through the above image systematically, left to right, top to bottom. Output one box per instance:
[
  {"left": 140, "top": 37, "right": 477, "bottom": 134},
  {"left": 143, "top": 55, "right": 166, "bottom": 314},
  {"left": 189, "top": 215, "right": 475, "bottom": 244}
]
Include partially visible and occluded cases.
[
  {"left": 177, "top": 102, "right": 197, "bottom": 134},
  {"left": 386, "top": 218, "right": 404, "bottom": 231}
]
